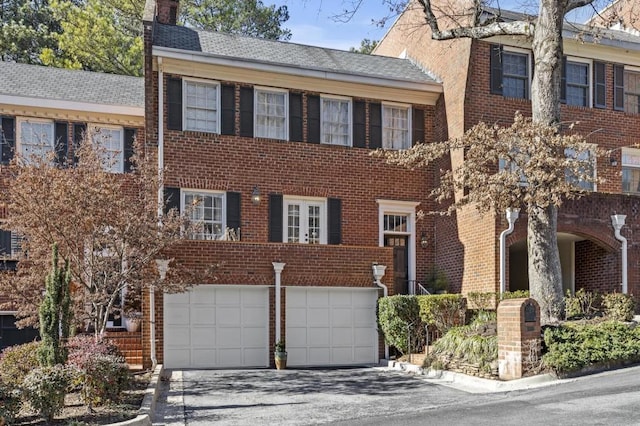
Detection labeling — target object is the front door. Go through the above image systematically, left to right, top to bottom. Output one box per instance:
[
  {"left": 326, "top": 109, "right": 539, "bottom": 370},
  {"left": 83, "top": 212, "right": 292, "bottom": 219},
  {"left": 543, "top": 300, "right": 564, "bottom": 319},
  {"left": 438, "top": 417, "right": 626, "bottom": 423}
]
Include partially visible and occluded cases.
[{"left": 385, "top": 235, "right": 408, "bottom": 294}]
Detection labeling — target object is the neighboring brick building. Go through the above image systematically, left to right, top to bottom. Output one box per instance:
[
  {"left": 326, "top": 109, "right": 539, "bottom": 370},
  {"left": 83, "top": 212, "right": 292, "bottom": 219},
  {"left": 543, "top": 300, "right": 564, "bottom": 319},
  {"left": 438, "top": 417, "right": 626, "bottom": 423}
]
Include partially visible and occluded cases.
[
  {"left": 142, "top": 0, "right": 443, "bottom": 368},
  {"left": 375, "top": 1, "right": 640, "bottom": 300},
  {"left": 0, "top": 61, "right": 144, "bottom": 350}
]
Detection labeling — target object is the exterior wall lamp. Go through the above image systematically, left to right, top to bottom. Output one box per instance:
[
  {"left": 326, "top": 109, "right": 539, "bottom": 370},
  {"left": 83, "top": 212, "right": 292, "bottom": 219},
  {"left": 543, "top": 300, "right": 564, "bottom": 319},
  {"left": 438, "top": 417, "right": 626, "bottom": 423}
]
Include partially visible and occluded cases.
[
  {"left": 251, "top": 186, "right": 261, "bottom": 205},
  {"left": 420, "top": 233, "right": 428, "bottom": 249}
]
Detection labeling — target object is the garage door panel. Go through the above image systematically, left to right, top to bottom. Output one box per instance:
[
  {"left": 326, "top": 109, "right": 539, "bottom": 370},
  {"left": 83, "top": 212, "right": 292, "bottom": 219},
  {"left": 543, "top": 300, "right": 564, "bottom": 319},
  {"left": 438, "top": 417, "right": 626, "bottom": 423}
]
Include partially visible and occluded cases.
[
  {"left": 164, "top": 286, "right": 268, "bottom": 368},
  {"left": 287, "top": 289, "right": 307, "bottom": 306},
  {"left": 308, "top": 290, "right": 329, "bottom": 307},
  {"left": 330, "top": 290, "right": 351, "bottom": 306},
  {"left": 287, "top": 307, "right": 307, "bottom": 324},
  {"left": 307, "top": 308, "right": 329, "bottom": 326},
  {"left": 331, "top": 308, "right": 351, "bottom": 326},
  {"left": 353, "top": 308, "right": 372, "bottom": 325},
  {"left": 287, "top": 327, "right": 307, "bottom": 346},
  {"left": 308, "top": 327, "right": 330, "bottom": 345},
  {"left": 331, "top": 328, "right": 352, "bottom": 346},
  {"left": 354, "top": 329, "right": 375, "bottom": 346},
  {"left": 309, "top": 347, "right": 331, "bottom": 364},
  {"left": 332, "top": 347, "right": 352, "bottom": 364},
  {"left": 354, "top": 347, "right": 375, "bottom": 363}
]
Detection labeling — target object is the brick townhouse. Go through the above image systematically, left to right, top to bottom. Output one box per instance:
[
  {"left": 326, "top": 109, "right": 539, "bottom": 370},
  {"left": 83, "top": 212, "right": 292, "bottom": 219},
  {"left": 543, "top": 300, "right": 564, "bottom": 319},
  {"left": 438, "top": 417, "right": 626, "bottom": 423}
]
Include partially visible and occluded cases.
[
  {"left": 142, "top": 0, "right": 444, "bottom": 369},
  {"left": 375, "top": 1, "right": 640, "bottom": 300},
  {"left": 0, "top": 61, "right": 144, "bottom": 351}
]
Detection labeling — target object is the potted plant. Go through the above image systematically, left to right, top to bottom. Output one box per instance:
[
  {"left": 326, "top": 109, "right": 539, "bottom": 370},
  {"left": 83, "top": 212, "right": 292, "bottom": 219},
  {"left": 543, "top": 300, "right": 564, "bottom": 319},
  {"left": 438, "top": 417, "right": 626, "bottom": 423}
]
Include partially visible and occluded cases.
[
  {"left": 123, "top": 294, "right": 143, "bottom": 332},
  {"left": 274, "top": 340, "right": 287, "bottom": 370}
]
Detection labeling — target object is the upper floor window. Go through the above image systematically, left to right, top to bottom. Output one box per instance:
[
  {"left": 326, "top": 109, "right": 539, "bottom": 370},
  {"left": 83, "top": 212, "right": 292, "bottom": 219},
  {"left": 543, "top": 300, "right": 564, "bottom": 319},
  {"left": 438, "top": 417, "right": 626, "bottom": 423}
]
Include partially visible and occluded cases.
[
  {"left": 490, "top": 44, "right": 531, "bottom": 100},
  {"left": 562, "top": 58, "right": 591, "bottom": 107},
  {"left": 615, "top": 67, "right": 640, "bottom": 114},
  {"left": 184, "top": 79, "right": 220, "bottom": 133},
  {"left": 255, "top": 87, "right": 288, "bottom": 140},
  {"left": 321, "top": 96, "right": 351, "bottom": 146},
  {"left": 382, "top": 103, "right": 410, "bottom": 150},
  {"left": 18, "top": 118, "right": 54, "bottom": 161},
  {"left": 91, "top": 125, "right": 124, "bottom": 173},
  {"left": 565, "top": 146, "right": 596, "bottom": 191},
  {"left": 622, "top": 147, "right": 640, "bottom": 194},
  {"left": 182, "top": 190, "right": 226, "bottom": 240},
  {"left": 283, "top": 197, "right": 327, "bottom": 244},
  {"left": 0, "top": 228, "right": 22, "bottom": 259}
]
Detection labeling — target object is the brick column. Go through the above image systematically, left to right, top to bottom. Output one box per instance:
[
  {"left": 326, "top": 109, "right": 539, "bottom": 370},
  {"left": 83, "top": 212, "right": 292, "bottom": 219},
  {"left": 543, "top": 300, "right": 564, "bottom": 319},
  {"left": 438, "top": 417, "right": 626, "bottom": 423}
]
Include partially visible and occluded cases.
[{"left": 497, "top": 298, "right": 541, "bottom": 380}]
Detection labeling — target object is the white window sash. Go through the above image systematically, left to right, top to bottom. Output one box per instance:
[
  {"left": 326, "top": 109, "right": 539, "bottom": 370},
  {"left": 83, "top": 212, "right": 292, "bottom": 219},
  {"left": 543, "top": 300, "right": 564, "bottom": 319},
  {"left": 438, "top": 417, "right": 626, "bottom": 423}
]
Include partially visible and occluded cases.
[
  {"left": 183, "top": 78, "right": 220, "bottom": 133},
  {"left": 255, "top": 88, "right": 288, "bottom": 140},
  {"left": 321, "top": 96, "right": 352, "bottom": 146},
  {"left": 382, "top": 104, "right": 410, "bottom": 150},
  {"left": 17, "top": 118, "right": 55, "bottom": 161},
  {"left": 90, "top": 125, "right": 124, "bottom": 173},
  {"left": 182, "top": 190, "right": 226, "bottom": 240}
]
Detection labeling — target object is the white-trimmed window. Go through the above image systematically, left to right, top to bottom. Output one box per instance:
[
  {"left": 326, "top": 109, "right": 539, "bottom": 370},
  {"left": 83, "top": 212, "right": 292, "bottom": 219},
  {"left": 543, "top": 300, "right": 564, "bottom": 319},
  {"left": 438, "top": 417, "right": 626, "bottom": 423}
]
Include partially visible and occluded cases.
[
  {"left": 502, "top": 48, "right": 530, "bottom": 99},
  {"left": 565, "top": 58, "right": 591, "bottom": 107},
  {"left": 624, "top": 69, "right": 640, "bottom": 114},
  {"left": 184, "top": 78, "right": 220, "bottom": 133},
  {"left": 255, "top": 87, "right": 288, "bottom": 140},
  {"left": 321, "top": 95, "right": 351, "bottom": 146},
  {"left": 382, "top": 103, "right": 410, "bottom": 150},
  {"left": 17, "top": 118, "right": 54, "bottom": 161},
  {"left": 91, "top": 125, "right": 124, "bottom": 173},
  {"left": 565, "top": 146, "right": 596, "bottom": 191},
  {"left": 622, "top": 147, "right": 640, "bottom": 194},
  {"left": 182, "top": 190, "right": 226, "bottom": 240},
  {"left": 283, "top": 197, "right": 327, "bottom": 244}
]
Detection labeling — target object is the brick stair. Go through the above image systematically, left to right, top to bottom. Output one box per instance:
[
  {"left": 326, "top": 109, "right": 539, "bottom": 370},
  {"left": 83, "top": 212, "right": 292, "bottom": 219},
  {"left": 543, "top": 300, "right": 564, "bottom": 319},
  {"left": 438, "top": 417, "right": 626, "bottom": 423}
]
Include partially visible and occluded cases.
[{"left": 104, "top": 330, "right": 143, "bottom": 369}]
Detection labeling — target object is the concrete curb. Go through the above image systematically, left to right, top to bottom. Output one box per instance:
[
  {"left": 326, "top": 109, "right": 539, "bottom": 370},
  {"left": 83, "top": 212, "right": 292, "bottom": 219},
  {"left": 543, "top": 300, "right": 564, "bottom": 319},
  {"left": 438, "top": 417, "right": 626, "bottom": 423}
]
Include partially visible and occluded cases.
[
  {"left": 385, "top": 360, "right": 559, "bottom": 393},
  {"left": 109, "top": 364, "right": 164, "bottom": 426}
]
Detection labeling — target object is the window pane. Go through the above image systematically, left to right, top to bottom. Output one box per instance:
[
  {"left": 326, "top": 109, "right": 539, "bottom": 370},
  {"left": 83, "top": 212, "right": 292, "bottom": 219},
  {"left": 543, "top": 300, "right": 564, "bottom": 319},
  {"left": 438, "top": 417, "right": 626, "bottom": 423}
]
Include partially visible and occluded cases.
[
  {"left": 502, "top": 52, "right": 528, "bottom": 99},
  {"left": 566, "top": 62, "right": 589, "bottom": 107},
  {"left": 624, "top": 70, "right": 640, "bottom": 114},
  {"left": 185, "top": 81, "right": 218, "bottom": 133},
  {"left": 256, "top": 90, "right": 286, "bottom": 140},
  {"left": 322, "top": 98, "right": 350, "bottom": 146},
  {"left": 382, "top": 106, "right": 409, "bottom": 150},
  {"left": 20, "top": 121, "right": 54, "bottom": 161},
  {"left": 92, "top": 127, "right": 123, "bottom": 173},
  {"left": 185, "top": 192, "right": 224, "bottom": 240},
  {"left": 308, "top": 205, "right": 321, "bottom": 244},
  {"left": 383, "top": 214, "right": 407, "bottom": 232}
]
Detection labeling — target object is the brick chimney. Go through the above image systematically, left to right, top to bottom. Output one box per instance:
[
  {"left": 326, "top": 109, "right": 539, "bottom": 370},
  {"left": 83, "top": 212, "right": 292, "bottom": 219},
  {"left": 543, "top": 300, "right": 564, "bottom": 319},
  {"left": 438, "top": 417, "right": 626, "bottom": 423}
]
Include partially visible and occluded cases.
[{"left": 157, "top": 0, "right": 179, "bottom": 25}]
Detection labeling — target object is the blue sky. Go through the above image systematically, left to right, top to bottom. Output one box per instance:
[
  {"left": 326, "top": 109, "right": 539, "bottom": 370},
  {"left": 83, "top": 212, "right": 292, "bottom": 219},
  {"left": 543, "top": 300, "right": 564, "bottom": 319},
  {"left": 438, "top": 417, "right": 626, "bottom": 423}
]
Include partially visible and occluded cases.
[{"left": 279, "top": 1, "right": 594, "bottom": 51}]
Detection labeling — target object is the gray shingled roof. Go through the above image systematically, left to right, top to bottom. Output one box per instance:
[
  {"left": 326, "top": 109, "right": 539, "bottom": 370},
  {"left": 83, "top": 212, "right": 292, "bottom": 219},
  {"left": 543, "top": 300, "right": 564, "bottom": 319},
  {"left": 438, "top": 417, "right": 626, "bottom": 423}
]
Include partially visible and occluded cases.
[
  {"left": 153, "top": 24, "right": 439, "bottom": 85},
  {"left": 0, "top": 62, "right": 144, "bottom": 108}
]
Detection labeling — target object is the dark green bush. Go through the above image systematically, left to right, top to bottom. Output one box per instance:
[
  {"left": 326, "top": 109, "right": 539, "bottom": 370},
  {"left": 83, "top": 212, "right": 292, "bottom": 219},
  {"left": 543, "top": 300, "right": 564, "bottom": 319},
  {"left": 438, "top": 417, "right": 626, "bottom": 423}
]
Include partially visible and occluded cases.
[
  {"left": 602, "top": 293, "right": 635, "bottom": 322},
  {"left": 417, "top": 294, "right": 466, "bottom": 333},
  {"left": 378, "top": 295, "right": 424, "bottom": 354},
  {"left": 543, "top": 321, "right": 640, "bottom": 374},
  {"left": 0, "top": 341, "right": 41, "bottom": 389},
  {"left": 22, "top": 365, "right": 71, "bottom": 422},
  {"left": 0, "top": 380, "right": 21, "bottom": 424}
]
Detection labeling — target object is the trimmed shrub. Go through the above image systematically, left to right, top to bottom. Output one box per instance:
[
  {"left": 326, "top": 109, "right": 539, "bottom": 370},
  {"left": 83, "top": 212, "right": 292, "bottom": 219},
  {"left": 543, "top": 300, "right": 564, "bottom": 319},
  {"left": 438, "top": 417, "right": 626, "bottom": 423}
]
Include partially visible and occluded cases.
[
  {"left": 564, "top": 288, "right": 601, "bottom": 320},
  {"left": 501, "top": 290, "right": 530, "bottom": 300},
  {"left": 467, "top": 292, "right": 496, "bottom": 310},
  {"left": 602, "top": 293, "right": 635, "bottom": 322},
  {"left": 417, "top": 294, "right": 466, "bottom": 333},
  {"left": 378, "top": 295, "right": 424, "bottom": 355},
  {"left": 543, "top": 320, "right": 640, "bottom": 374},
  {"left": 66, "top": 335, "right": 129, "bottom": 406},
  {"left": 0, "top": 341, "right": 41, "bottom": 389},
  {"left": 22, "top": 365, "right": 71, "bottom": 422},
  {"left": 0, "top": 381, "right": 21, "bottom": 425}
]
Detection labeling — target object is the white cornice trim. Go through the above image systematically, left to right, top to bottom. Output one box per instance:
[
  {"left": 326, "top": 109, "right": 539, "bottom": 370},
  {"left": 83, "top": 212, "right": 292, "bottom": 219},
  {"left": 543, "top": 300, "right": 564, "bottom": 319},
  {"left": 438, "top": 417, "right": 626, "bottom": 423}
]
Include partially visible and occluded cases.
[
  {"left": 153, "top": 46, "right": 443, "bottom": 94},
  {"left": 0, "top": 94, "right": 144, "bottom": 117}
]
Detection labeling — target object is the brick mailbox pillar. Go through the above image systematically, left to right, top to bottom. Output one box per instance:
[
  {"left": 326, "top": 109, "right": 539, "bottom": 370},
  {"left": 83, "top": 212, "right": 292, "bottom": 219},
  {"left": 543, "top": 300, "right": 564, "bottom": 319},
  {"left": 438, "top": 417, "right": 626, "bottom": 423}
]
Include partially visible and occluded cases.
[{"left": 497, "top": 298, "right": 541, "bottom": 380}]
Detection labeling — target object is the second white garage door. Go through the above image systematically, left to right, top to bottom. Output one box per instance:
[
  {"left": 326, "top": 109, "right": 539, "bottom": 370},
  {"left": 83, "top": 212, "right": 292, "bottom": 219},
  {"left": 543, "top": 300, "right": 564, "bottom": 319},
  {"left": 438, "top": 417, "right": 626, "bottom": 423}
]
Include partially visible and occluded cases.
[
  {"left": 164, "top": 285, "right": 269, "bottom": 369},
  {"left": 286, "top": 287, "right": 379, "bottom": 367}
]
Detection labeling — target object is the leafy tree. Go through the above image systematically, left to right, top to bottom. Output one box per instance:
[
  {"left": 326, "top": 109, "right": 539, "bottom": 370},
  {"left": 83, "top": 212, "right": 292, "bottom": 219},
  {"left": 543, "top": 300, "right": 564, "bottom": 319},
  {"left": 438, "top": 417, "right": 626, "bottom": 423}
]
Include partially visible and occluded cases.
[
  {"left": 0, "top": 0, "right": 63, "bottom": 64},
  {"left": 181, "top": 0, "right": 291, "bottom": 40},
  {"left": 367, "top": 0, "right": 630, "bottom": 323},
  {"left": 349, "top": 38, "right": 378, "bottom": 54},
  {"left": 0, "top": 139, "right": 212, "bottom": 335},
  {"left": 38, "top": 243, "right": 72, "bottom": 366}
]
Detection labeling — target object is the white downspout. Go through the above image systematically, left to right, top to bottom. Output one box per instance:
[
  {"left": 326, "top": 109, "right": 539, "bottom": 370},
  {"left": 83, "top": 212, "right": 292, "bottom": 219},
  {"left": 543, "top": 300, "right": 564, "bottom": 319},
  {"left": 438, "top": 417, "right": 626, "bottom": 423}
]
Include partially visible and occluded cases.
[
  {"left": 151, "top": 58, "right": 164, "bottom": 370},
  {"left": 499, "top": 208, "right": 520, "bottom": 296},
  {"left": 611, "top": 215, "right": 628, "bottom": 294},
  {"left": 272, "top": 263, "right": 286, "bottom": 345},
  {"left": 372, "top": 264, "right": 388, "bottom": 360}
]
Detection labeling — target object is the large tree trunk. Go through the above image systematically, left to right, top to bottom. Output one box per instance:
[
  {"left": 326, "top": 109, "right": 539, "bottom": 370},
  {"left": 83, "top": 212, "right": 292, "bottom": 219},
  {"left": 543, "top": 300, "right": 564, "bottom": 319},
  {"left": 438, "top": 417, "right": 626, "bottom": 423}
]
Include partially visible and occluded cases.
[{"left": 528, "top": 0, "right": 566, "bottom": 323}]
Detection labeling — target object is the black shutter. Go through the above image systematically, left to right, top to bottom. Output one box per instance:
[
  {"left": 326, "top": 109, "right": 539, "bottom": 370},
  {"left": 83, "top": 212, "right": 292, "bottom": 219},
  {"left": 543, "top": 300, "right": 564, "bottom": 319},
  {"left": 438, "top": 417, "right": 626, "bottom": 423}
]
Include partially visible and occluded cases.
[
  {"left": 490, "top": 44, "right": 503, "bottom": 95},
  {"left": 560, "top": 56, "right": 567, "bottom": 104},
  {"left": 593, "top": 61, "right": 606, "bottom": 109},
  {"left": 614, "top": 64, "right": 625, "bottom": 111},
  {"left": 167, "top": 78, "right": 182, "bottom": 131},
  {"left": 221, "top": 84, "right": 235, "bottom": 135},
  {"left": 240, "top": 87, "right": 254, "bottom": 137},
  {"left": 289, "top": 93, "right": 303, "bottom": 142},
  {"left": 307, "top": 95, "right": 320, "bottom": 143},
  {"left": 353, "top": 101, "right": 366, "bottom": 148},
  {"left": 369, "top": 103, "right": 382, "bottom": 149},
  {"left": 412, "top": 108, "right": 425, "bottom": 146},
  {"left": 1, "top": 117, "right": 15, "bottom": 164},
  {"left": 54, "top": 122, "right": 68, "bottom": 166},
  {"left": 73, "top": 123, "right": 86, "bottom": 165},
  {"left": 123, "top": 128, "right": 136, "bottom": 172},
  {"left": 163, "top": 187, "right": 181, "bottom": 215},
  {"left": 226, "top": 191, "right": 241, "bottom": 231},
  {"left": 268, "top": 194, "right": 283, "bottom": 242},
  {"left": 328, "top": 198, "right": 342, "bottom": 245},
  {"left": 0, "top": 230, "right": 11, "bottom": 256}
]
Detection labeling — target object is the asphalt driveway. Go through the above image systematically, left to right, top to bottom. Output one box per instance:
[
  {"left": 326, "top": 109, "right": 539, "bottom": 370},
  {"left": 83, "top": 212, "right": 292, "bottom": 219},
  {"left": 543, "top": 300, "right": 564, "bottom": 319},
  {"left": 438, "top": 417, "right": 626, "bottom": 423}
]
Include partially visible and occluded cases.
[{"left": 153, "top": 367, "right": 473, "bottom": 425}]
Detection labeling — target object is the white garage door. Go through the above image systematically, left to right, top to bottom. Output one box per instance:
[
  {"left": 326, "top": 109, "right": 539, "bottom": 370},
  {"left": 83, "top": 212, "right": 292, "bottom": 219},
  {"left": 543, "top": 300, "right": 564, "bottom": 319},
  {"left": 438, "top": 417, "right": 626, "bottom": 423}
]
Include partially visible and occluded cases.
[
  {"left": 164, "top": 285, "right": 269, "bottom": 368},
  {"left": 286, "top": 288, "right": 378, "bottom": 367}
]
